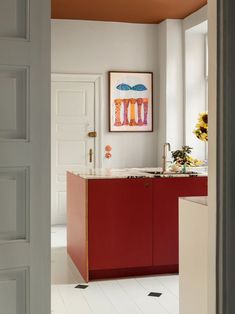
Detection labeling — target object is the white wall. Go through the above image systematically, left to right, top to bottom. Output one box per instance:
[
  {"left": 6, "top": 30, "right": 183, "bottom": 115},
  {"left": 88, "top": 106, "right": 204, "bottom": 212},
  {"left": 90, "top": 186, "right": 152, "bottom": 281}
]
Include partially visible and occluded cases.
[
  {"left": 183, "top": 5, "right": 208, "bottom": 162},
  {"left": 157, "top": 11, "right": 208, "bottom": 164},
  {"left": 51, "top": 12, "right": 208, "bottom": 168},
  {"left": 51, "top": 20, "right": 159, "bottom": 168},
  {"left": 157, "top": 20, "right": 184, "bottom": 164},
  {"left": 166, "top": 20, "right": 184, "bottom": 152},
  {"left": 157, "top": 21, "right": 167, "bottom": 164},
  {"left": 185, "top": 31, "right": 207, "bottom": 160}
]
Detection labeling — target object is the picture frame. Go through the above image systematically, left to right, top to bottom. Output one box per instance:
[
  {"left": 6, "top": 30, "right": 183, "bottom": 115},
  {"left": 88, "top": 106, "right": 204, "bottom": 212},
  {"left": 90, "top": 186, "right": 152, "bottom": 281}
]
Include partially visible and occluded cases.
[{"left": 109, "top": 71, "right": 153, "bottom": 132}]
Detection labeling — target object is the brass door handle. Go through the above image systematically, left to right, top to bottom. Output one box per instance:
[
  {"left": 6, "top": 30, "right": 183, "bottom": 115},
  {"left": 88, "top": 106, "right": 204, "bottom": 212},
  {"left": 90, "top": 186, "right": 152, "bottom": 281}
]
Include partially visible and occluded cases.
[
  {"left": 88, "top": 131, "right": 97, "bottom": 138},
  {"left": 89, "top": 149, "right": 93, "bottom": 163}
]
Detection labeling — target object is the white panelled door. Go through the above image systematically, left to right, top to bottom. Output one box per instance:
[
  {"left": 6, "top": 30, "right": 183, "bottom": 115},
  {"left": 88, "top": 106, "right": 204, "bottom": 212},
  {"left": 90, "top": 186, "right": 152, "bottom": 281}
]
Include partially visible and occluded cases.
[
  {"left": 0, "top": 1, "right": 50, "bottom": 314},
  {"left": 51, "top": 75, "right": 97, "bottom": 224}
]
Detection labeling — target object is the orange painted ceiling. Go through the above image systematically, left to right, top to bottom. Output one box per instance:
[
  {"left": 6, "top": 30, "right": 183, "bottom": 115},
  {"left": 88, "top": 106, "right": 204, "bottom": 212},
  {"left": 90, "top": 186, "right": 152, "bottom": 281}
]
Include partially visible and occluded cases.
[{"left": 51, "top": 0, "right": 207, "bottom": 24}]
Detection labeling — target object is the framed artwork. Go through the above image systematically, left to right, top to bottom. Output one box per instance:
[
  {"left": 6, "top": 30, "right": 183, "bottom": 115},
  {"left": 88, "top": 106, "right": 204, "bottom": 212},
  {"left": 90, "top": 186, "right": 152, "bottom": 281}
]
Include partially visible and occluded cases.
[{"left": 109, "top": 71, "right": 153, "bottom": 132}]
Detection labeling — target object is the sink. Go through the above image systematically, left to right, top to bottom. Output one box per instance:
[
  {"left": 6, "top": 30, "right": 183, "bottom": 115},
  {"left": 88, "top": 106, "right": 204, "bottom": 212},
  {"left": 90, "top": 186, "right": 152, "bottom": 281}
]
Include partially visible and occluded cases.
[{"left": 143, "top": 171, "right": 199, "bottom": 178}]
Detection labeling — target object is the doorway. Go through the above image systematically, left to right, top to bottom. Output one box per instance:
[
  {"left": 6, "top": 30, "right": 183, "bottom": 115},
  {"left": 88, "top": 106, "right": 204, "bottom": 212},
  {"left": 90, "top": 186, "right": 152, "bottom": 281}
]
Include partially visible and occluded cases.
[
  {"left": 50, "top": 8, "right": 212, "bottom": 314},
  {"left": 51, "top": 74, "right": 102, "bottom": 224}
]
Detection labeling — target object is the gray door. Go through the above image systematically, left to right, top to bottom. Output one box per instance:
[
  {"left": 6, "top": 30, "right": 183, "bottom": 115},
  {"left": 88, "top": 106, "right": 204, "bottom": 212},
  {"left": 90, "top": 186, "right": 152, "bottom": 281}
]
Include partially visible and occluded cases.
[{"left": 0, "top": 1, "right": 50, "bottom": 313}]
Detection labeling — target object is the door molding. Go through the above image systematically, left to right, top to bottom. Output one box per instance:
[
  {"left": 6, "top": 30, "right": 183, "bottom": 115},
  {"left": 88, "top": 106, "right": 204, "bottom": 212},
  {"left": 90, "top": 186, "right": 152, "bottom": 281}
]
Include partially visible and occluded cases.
[
  {"left": 217, "top": 0, "right": 235, "bottom": 312},
  {"left": 51, "top": 73, "right": 103, "bottom": 168}
]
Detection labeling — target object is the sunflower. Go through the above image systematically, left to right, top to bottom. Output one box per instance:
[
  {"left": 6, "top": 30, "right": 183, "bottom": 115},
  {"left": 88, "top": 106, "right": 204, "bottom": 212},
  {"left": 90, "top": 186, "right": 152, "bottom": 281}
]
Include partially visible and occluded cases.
[
  {"left": 193, "top": 112, "right": 208, "bottom": 142},
  {"left": 199, "top": 112, "right": 208, "bottom": 124}
]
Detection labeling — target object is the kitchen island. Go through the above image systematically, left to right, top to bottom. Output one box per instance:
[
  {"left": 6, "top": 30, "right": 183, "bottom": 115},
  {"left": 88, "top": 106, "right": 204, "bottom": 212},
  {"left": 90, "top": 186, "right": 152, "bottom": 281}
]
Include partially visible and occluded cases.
[{"left": 67, "top": 169, "right": 207, "bottom": 282}]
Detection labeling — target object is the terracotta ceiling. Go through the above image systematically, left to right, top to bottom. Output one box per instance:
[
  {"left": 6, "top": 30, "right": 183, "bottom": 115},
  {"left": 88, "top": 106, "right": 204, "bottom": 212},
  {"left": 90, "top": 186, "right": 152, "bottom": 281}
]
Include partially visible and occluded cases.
[{"left": 51, "top": 0, "right": 207, "bottom": 24}]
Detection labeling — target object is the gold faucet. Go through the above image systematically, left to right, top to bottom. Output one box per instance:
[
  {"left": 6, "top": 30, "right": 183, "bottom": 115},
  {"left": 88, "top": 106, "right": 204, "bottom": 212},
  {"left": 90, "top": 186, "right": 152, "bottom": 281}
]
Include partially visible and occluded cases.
[{"left": 162, "top": 143, "right": 171, "bottom": 172}]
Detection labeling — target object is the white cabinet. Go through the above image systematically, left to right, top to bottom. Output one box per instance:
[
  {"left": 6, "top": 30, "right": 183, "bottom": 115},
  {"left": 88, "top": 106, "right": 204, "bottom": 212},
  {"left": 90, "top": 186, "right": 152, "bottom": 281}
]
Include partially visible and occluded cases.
[{"left": 179, "top": 197, "right": 208, "bottom": 314}]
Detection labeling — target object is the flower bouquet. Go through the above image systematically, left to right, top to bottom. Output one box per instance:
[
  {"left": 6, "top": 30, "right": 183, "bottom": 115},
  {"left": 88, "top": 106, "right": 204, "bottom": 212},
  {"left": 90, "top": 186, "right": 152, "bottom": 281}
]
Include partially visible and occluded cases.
[{"left": 171, "top": 146, "right": 203, "bottom": 168}]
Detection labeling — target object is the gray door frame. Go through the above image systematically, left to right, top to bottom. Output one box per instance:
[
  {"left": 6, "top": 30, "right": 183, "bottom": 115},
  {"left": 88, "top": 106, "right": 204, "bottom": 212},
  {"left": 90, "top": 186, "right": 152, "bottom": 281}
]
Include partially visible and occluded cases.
[{"left": 217, "top": 0, "right": 235, "bottom": 312}]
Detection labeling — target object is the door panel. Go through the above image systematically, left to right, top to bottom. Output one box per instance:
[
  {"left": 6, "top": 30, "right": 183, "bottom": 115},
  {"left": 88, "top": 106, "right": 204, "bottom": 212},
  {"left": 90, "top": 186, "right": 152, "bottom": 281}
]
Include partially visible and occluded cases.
[
  {"left": 0, "top": 0, "right": 50, "bottom": 313},
  {"left": 0, "top": 0, "right": 28, "bottom": 39},
  {"left": 0, "top": 66, "right": 28, "bottom": 140},
  {"left": 51, "top": 78, "right": 95, "bottom": 224},
  {"left": 0, "top": 167, "right": 28, "bottom": 241},
  {"left": 153, "top": 177, "right": 208, "bottom": 267},
  {"left": 88, "top": 179, "right": 153, "bottom": 270},
  {"left": 0, "top": 268, "right": 28, "bottom": 314}
]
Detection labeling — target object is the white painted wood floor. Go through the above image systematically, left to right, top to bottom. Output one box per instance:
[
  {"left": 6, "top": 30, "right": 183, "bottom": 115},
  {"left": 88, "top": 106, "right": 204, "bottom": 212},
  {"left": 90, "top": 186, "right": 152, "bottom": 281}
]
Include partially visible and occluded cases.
[{"left": 51, "top": 225, "right": 179, "bottom": 314}]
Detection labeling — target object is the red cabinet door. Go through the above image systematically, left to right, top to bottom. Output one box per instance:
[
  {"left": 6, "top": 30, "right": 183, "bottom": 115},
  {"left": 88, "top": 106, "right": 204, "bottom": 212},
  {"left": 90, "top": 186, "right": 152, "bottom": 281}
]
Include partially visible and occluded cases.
[
  {"left": 153, "top": 177, "right": 208, "bottom": 267},
  {"left": 88, "top": 178, "right": 153, "bottom": 270}
]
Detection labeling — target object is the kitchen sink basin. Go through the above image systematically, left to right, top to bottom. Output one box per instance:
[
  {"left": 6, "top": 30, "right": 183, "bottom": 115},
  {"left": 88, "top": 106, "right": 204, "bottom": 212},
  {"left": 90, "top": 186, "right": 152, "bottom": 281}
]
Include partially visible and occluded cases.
[{"left": 143, "top": 171, "right": 199, "bottom": 177}]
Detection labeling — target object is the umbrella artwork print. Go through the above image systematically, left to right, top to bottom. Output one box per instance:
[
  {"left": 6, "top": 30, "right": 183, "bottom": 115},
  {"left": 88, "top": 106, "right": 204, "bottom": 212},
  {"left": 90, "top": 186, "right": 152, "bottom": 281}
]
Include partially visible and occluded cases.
[{"left": 109, "top": 71, "right": 153, "bottom": 132}]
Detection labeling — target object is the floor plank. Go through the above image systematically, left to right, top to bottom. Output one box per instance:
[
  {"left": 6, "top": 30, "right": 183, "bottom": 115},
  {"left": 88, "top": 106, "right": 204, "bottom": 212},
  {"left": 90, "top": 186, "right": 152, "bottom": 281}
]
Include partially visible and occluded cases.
[
  {"left": 51, "top": 225, "right": 179, "bottom": 314},
  {"left": 117, "top": 278, "right": 170, "bottom": 314},
  {"left": 97, "top": 279, "right": 143, "bottom": 313}
]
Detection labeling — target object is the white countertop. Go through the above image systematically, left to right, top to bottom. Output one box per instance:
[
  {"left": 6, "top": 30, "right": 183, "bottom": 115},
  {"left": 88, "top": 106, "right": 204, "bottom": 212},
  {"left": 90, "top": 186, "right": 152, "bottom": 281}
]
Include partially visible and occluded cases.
[
  {"left": 71, "top": 167, "right": 208, "bottom": 179},
  {"left": 179, "top": 196, "right": 208, "bottom": 206}
]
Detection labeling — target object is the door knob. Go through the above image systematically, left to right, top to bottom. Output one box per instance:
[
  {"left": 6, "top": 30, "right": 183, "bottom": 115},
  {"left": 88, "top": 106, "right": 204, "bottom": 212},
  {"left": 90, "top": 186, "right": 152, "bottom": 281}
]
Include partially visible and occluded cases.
[{"left": 88, "top": 131, "right": 97, "bottom": 138}]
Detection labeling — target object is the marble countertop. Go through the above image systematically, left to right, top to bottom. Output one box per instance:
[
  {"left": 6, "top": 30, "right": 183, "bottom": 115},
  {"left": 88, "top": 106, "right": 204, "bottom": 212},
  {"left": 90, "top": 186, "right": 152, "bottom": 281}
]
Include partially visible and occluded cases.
[
  {"left": 71, "top": 167, "right": 208, "bottom": 179},
  {"left": 72, "top": 168, "right": 157, "bottom": 179}
]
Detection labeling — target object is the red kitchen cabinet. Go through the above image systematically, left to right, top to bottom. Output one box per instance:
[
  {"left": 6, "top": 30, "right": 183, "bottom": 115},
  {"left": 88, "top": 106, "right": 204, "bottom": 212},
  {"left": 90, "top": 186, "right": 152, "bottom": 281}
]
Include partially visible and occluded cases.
[
  {"left": 67, "top": 172, "right": 208, "bottom": 282},
  {"left": 152, "top": 177, "right": 208, "bottom": 268},
  {"left": 88, "top": 178, "right": 153, "bottom": 271}
]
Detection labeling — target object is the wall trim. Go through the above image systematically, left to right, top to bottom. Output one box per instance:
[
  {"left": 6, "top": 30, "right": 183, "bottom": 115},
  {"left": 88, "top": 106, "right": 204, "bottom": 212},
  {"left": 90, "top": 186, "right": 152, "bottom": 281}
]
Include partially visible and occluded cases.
[
  {"left": 207, "top": 0, "right": 217, "bottom": 312},
  {"left": 51, "top": 73, "right": 103, "bottom": 168}
]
